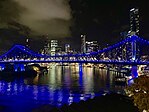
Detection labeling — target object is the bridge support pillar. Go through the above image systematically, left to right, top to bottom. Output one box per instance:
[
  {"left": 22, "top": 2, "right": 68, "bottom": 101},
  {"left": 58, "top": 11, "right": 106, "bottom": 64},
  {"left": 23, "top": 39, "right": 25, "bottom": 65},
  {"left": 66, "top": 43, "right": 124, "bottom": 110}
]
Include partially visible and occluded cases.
[
  {"left": 131, "top": 37, "right": 137, "bottom": 61},
  {"left": 0, "top": 64, "right": 5, "bottom": 71},
  {"left": 14, "top": 64, "right": 25, "bottom": 72},
  {"left": 14, "top": 64, "right": 19, "bottom": 72},
  {"left": 20, "top": 64, "right": 25, "bottom": 71},
  {"left": 131, "top": 66, "right": 138, "bottom": 78}
]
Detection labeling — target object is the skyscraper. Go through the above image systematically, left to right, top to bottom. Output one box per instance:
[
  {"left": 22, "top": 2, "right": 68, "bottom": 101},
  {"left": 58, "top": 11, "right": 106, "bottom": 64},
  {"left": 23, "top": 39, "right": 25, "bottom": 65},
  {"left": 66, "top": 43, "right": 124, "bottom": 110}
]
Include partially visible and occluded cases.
[
  {"left": 129, "top": 8, "right": 139, "bottom": 36},
  {"left": 42, "top": 35, "right": 50, "bottom": 55},
  {"left": 81, "top": 35, "right": 86, "bottom": 53},
  {"left": 26, "top": 38, "right": 30, "bottom": 48},
  {"left": 51, "top": 40, "right": 58, "bottom": 56},
  {"left": 86, "top": 41, "right": 99, "bottom": 53},
  {"left": 65, "top": 44, "right": 70, "bottom": 53}
]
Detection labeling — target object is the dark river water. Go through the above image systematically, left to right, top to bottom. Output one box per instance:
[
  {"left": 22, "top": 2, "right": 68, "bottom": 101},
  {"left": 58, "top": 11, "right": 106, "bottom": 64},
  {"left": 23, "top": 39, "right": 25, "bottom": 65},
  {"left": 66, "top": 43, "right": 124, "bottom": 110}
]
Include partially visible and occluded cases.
[{"left": 0, "top": 65, "right": 126, "bottom": 112}]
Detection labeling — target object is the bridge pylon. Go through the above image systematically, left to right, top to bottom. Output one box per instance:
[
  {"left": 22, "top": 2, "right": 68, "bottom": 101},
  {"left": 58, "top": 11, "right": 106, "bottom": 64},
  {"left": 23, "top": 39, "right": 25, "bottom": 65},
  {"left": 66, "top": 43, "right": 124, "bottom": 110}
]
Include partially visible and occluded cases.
[{"left": 131, "top": 35, "right": 137, "bottom": 62}]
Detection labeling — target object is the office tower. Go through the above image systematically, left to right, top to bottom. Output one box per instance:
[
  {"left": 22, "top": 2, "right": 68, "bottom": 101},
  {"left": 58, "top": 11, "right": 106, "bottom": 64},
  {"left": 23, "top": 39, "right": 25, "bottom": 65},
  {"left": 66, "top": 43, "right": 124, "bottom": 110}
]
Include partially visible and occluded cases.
[
  {"left": 129, "top": 8, "right": 139, "bottom": 36},
  {"left": 81, "top": 35, "right": 86, "bottom": 53},
  {"left": 26, "top": 38, "right": 30, "bottom": 48},
  {"left": 51, "top": 40, "right": 58, "bottom": 56},
  {"left": 86, "top": 41, "right": 99, "bottom": 53},
  {"left": 65, "top": 44, "right": 70, "bottom": 53}
]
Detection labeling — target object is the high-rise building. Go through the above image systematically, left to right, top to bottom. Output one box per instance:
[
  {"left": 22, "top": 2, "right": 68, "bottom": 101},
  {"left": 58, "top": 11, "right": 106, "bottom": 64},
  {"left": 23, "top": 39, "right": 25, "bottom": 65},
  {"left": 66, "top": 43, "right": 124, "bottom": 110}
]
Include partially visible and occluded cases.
[
  {"left": 118, "top": 8, "right": 140, "bottom": 61},
  {"left": 128, "top": 8, "right": 139, "bottom": 36},
  {"left": 129, "top": 8, "right": 140, "bottom": 60},
  {"left": 42, "top": 35, "right": 50, "bottom": 55},
  {"left": 81, "top": 35, "right": 86, "bottom": 53},
  {"left": 26, "top": 38, "right": 30, "bottom": 48},
  {"left": 51, "top": 40, "right": 58, "bottom": 56},
  {"left": 86, "top": 41, "right": 99, "bottom": 53},
  {"left": 43, "top": 42, "right": 50, "bottom": 55},
  {"left": 65, "top": 44, "right": 70, "bottom": 53},
  {"left": 55, "top": 46, "right": 62, "bottom": 55}
]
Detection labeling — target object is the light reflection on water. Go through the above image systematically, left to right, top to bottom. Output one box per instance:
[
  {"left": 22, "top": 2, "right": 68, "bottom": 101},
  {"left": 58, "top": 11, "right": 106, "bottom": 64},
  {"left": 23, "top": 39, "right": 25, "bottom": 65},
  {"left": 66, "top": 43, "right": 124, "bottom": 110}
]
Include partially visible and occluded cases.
[{"left": 0, "top": 65, "right": 126, "bottom": 111}]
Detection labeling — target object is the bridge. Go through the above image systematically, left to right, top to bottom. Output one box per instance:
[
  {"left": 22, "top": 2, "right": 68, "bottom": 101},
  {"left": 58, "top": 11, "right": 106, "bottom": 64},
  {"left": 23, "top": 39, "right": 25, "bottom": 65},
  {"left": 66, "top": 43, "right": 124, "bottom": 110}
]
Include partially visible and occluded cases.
[
  {"left": 0, "top": 35, "right": 149, "bottom": 77},
  {"left": 0, "top": 35, "right": 149, "bottom": 64}
]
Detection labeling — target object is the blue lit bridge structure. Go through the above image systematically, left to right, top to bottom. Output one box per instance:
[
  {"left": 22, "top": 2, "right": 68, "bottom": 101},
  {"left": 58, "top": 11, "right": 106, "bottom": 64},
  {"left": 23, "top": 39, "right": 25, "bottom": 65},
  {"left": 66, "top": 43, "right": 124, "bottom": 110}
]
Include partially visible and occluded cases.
[
  {"left": 0, "top": 35, "right": 149, "bottom": 77},
  {"left": 0, "top": 35, "right": 149, "bottom": 65}
]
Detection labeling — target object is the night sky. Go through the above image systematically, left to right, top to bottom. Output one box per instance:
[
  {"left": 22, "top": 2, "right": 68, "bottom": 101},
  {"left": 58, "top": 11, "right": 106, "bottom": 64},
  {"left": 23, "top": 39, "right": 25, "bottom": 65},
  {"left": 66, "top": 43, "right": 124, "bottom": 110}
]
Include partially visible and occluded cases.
[{"left": 0, "top": 0, "right": 149, "bottom": 52}]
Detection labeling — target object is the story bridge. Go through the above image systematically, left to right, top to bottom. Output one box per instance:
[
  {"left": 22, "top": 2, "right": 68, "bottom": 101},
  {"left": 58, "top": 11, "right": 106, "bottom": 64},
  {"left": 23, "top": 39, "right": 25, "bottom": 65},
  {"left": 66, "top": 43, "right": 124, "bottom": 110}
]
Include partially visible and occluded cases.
[{"left": 0, "top": 35, "right": 149, "bottom": 77}]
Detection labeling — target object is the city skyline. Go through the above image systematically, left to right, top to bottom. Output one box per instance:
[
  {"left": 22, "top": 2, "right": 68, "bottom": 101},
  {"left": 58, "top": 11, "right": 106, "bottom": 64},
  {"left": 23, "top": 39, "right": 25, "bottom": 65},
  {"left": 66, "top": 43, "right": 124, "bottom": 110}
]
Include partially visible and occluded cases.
[
  {"left": 0, "top": 1, "right": 149, "bottom": 52},
  {"left": 0, "top": 1, "right": 148, "bottom": 111}
]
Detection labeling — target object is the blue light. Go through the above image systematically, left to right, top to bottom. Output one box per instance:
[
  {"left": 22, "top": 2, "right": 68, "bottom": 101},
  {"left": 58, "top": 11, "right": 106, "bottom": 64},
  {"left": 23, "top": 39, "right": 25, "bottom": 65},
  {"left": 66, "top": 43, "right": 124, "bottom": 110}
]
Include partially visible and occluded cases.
[{"left": 0, "top": 35, "right": 148, "bottom": 64}]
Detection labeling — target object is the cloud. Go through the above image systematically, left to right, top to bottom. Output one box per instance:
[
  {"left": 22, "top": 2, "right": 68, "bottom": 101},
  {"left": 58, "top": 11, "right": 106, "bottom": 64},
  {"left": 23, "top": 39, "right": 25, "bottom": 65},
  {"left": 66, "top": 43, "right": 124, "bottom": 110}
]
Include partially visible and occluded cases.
[{"left": 13, "top": 0, "right": 71, "bottom": 38}]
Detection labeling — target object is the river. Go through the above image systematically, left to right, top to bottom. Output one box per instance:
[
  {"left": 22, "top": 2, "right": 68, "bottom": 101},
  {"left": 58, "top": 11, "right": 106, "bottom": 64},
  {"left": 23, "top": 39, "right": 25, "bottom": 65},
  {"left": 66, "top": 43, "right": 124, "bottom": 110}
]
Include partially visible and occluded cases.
[{"left": 0, "top": 65, "right": 126, "bottom": 112}]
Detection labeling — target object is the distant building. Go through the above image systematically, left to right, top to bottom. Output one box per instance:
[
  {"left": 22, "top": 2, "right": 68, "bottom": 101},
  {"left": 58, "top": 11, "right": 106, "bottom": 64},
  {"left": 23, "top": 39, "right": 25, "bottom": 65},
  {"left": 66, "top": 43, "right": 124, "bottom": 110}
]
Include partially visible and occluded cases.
[
  {"left": 120, "top": 8, "right": 140, "bottom": 60},
  {"left": 128, "top": 8, "right": 139, "bottom": 36},
  {"left": 129, "top": 8, "right": 140, "bottom": 60},
  {"left": 81, "top": 35, "right": 86, "bottom": 53},
  {"left": 42, "top": 36, "right": 50, "bottom": 55},
  {"left": 26, "top": 38, "right": 30, "bottom": 48},
  {"left": 51, "top": 40, "right": 58, "bottom": 56},
  {"left": 86, "top": 41, "right": 99, "bottom": 53},
  {"left": 43, "top": 42, "right": 50, "bottom": 55},
  {"left": 65, "top": 44, "right": 70, "bottom": 53},
  {"left": 55, "top": 46, "right": 62, "bottom": 55}
]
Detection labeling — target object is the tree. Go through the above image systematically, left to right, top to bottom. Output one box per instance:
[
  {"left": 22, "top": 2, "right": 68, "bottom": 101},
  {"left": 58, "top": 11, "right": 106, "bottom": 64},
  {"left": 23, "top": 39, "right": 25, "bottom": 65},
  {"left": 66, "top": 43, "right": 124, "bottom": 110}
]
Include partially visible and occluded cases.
[{"left": 126, "top": 75, "right": 149, "bottom": 112}]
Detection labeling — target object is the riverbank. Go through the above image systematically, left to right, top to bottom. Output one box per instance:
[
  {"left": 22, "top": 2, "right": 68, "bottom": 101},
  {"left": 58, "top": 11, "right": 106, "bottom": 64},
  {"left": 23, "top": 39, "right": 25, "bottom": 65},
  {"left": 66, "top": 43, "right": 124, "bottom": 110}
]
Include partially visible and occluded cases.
[{"left": 32, "top": 93, "right": 139, "bottom": 112}]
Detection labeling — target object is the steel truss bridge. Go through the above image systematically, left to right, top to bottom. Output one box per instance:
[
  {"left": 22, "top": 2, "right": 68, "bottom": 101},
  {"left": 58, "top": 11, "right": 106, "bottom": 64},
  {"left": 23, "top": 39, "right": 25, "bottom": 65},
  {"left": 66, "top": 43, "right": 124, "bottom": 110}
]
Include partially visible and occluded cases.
[{"left": 0, "top": 35, "right": 149, "bottom": 65}]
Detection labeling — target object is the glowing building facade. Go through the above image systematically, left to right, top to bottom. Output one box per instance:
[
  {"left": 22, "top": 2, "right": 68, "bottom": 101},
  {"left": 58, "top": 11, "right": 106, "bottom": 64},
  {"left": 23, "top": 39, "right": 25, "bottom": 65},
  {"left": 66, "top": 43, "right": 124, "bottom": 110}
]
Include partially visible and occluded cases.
[
  {"left": 129, "top": 8, "right": 139, "bottom": 36},
  {"left": 81, "top": 35, "right": 86, "bottom": 53},
  {"left": 51, "top": 40, "right": 58, "bottom": 56},
  {"left": 86, "top": 41, "right": 99, "bottom": 53},
  {"left": 65, "top": 44, "right": 70, "bottom": 53}
]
